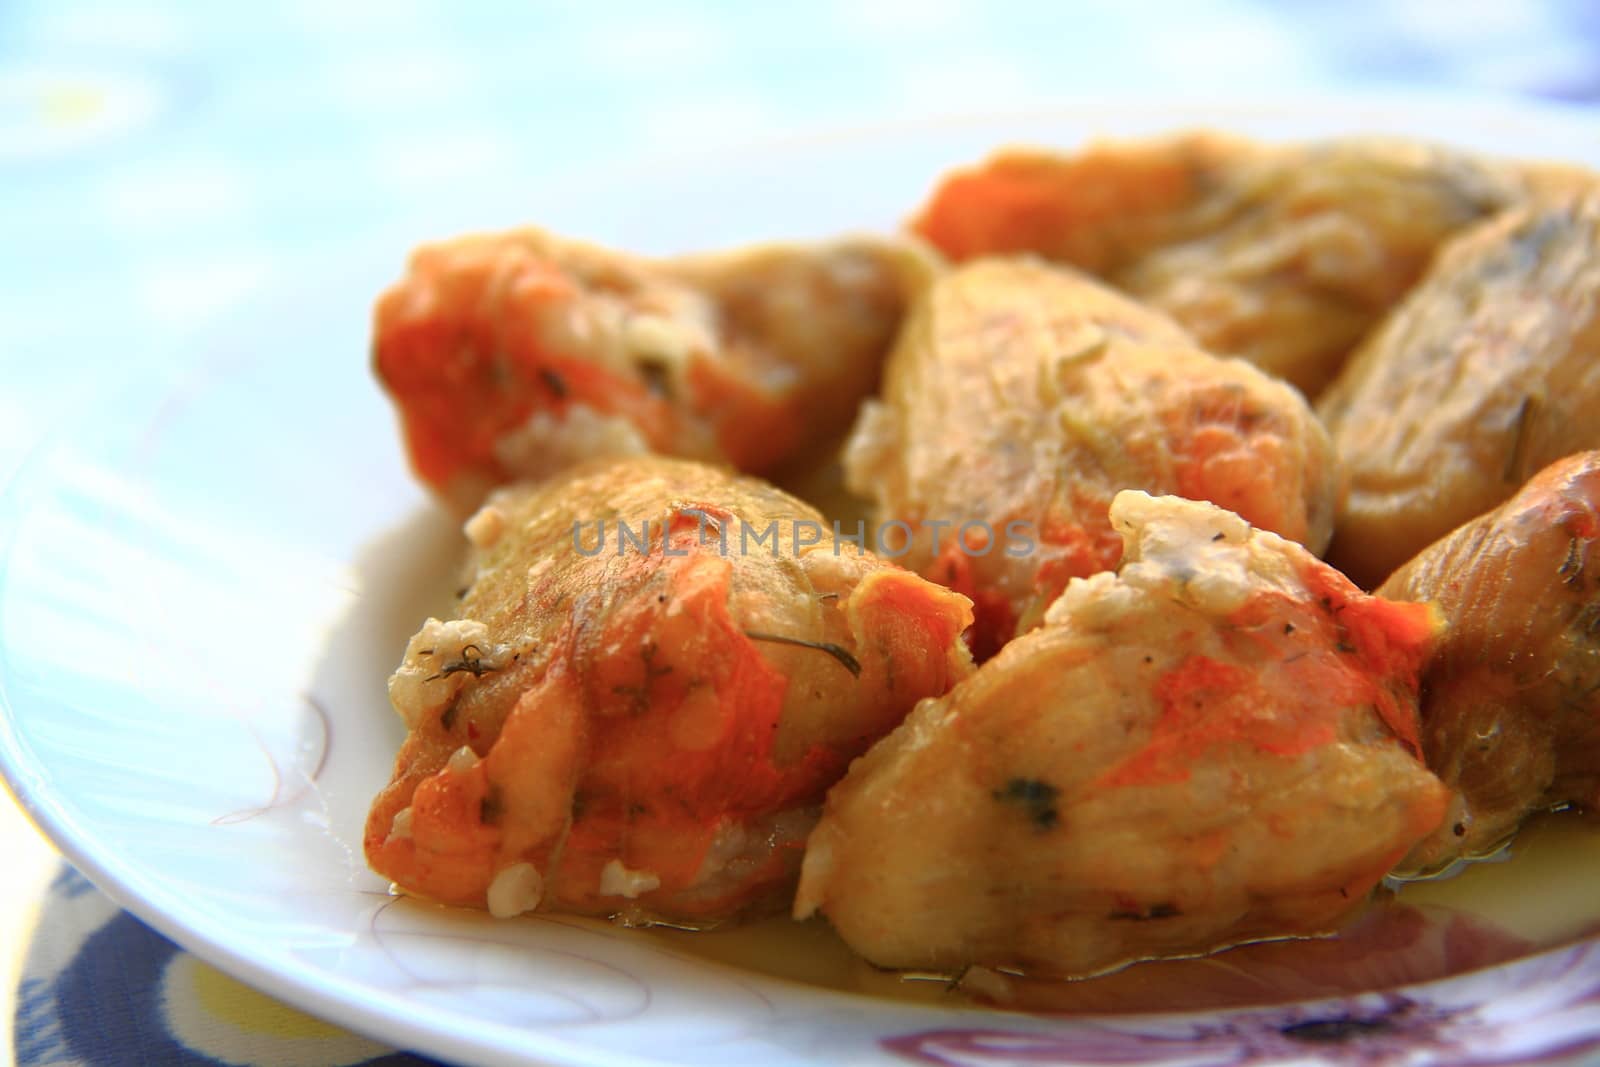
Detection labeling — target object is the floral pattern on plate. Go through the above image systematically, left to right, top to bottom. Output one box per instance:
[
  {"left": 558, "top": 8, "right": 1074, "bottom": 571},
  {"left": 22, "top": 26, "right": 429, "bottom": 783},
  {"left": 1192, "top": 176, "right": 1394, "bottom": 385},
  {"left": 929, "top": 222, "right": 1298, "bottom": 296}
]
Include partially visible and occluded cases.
[{"left": 886, "top": 937, "right": 1600, "bottom": 1067}]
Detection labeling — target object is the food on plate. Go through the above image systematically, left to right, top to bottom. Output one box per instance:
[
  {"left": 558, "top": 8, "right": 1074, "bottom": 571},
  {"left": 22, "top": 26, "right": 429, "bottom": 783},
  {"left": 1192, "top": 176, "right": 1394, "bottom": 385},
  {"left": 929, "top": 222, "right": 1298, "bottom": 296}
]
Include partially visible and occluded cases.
[
  {"left": 364, "top": 123, "right": 1600, "bottom": 999},
  {"left": 911, "top": 132, "right": 1259, "bottom": 274},
  {"left": 912, "top": 134, "right": 1522, "bottom": 396},
  {"left": 1318, "top": 192, "right": 1600, "bottom": 588},
  {"left": 374, "top": 227, "right": 937, "bottom": 513},
  {"left": 843, "top": 257, "right": 1337, "bottom": 656},
  {"left": 1381, "top": 452, "right": 1600, "bottom": 873},
  {"left": 364, "top": 455, "right": 973, "bottom": 924},
  {"left": 793, "top": 491, "right": 1448, "bottom": 978}
]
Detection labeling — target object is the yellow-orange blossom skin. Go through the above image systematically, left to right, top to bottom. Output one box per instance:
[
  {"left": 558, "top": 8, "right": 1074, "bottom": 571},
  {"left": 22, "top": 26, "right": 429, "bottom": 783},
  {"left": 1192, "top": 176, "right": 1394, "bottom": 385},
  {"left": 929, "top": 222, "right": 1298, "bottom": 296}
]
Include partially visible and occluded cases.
[
  {"left": 912, "top": 133, "right": 1522, "bottom": 397},
  {"left": 1322, "top": 193, "right": 1600, "bottom": 589},
  {"left": 375, "top": 228, "right": 937, "bottom": 513},
  {"left": 845, "top": 258, "right": 1336, "bottom": 658},
  {"left": 1382, "top": 451, "right": 1600, "bottom": 873},
  {"left": 365, "top": 456, "right": 974, "bottom": 925},
  {"left": 797, "top": 492, "right": 1446, "bottom": 980}
]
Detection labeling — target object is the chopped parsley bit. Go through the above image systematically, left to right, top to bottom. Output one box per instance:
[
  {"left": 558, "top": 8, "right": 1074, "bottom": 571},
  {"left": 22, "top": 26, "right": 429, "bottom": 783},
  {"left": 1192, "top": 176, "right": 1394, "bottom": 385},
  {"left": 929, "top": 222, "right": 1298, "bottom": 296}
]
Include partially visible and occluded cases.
[
  {"left": 539, "top": 367, "right": 569, "bottom": 398},
  {"left": 743, "top": 631, "right": 862, "bottom": 677},
  {"left": 425, "top": 643, "right": 498, "bottom": 682},
  {"left": 993, "top": 777, "right": 1060, "bottom": 831}
]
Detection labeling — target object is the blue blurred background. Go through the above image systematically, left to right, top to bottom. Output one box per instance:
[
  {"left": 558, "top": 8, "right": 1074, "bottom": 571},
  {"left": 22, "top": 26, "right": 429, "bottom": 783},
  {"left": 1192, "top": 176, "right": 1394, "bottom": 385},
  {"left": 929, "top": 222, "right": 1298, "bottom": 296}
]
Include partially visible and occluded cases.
[{"left": 4, "top": 0, "right": 1599, "bottom": 474}]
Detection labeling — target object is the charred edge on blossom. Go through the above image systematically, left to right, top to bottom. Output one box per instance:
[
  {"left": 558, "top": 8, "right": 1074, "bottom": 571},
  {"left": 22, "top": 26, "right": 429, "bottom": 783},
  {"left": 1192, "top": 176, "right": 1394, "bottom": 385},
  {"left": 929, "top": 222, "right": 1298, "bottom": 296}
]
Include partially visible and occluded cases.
[
  {"left": 1504, "top": 394, "right": 1537, "bottom": 484},
  {"left": 743, "top": 631, "right": 863, "bottom": 678},
  {"left": 425, "top": 644, "right": 499, "bottom": 682},
  {"left": 993, "top": 777, "right": 1060, "bottom": 831},
  {"left": 1109, "top": 902, "right": 1182, "bottom": 921}
]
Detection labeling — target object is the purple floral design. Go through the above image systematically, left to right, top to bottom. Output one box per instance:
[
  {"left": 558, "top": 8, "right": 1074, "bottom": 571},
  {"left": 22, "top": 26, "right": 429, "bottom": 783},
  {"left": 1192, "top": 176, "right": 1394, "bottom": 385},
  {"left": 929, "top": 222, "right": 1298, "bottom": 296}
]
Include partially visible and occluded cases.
[{"left": 885, "top": 937, "right": 1600, "bottom": 1067}]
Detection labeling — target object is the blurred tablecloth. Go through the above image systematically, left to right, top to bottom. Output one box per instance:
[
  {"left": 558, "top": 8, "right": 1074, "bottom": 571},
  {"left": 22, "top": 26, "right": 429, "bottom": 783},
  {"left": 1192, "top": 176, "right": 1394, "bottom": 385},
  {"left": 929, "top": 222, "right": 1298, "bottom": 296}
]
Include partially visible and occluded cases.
[{"left": 3, "top": 2, "right": 1598, "bottom": 1064}]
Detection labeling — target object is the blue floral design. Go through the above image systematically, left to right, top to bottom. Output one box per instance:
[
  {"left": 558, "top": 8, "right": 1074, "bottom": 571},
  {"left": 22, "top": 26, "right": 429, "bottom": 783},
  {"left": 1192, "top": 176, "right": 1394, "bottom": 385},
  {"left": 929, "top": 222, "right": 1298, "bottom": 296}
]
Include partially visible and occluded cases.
[
  {"left": 41, "top": 911, "right": 435, "bottom": 1067},
  {"left": 885, "top": 938, "right": 1600, "bottom": 1067},
  {"left": 14, "top": 977, "right": 68, "bottom": 1065}
]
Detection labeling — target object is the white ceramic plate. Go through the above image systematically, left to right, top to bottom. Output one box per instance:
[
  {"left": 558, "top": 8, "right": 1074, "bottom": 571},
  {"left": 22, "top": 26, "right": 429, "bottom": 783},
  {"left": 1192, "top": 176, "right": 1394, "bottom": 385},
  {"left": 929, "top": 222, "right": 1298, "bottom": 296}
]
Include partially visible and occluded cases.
[{"left": 4, "top": 96, "right": 1600, "bottom": 1067}]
